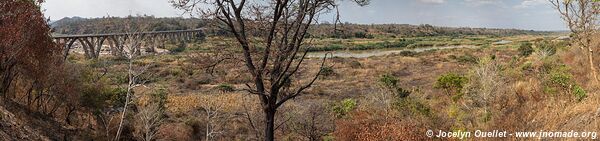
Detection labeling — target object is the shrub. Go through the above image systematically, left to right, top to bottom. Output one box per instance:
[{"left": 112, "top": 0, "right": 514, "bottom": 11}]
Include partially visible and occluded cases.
[
  {"left": 354, "top": 31, "right": 368, "bottom": 38},
  {"left": 536, "top": 40, "right": 558, "bottom": 56},
  {"left": 169, "top": 41, "right": 187, "bottom": 53},
  {"left": 518, "top": 42, "right": 534, "bottom": 57},
  {"left": 398, "top": 51, "right": 417, "bottom": 57},
  {"left": 449, "top": 54, "right": 478, "bottom": 64},
  {"left": 457, "top": 54, "right": 478, "bottom": 64},
  {"left": 348, "top": 60, "right": 362, "bottom": 69},
  {"left": 521, "top": 62, "right": 533, "bottom": 71},
  {"left": 542, "top": 62, "right": 588, "bottom": 102},
  {"left": 545, "top": 64, "right": 573, "bottom": 91},
  {"left": 320, "top": 66, "right": 335, "bottom": 77},
  {"left": 169, "top": 68, "right": 185, "bottom": 78},
  {"left": 549, "top": 71, "right": 571, "bottom": 88},
  {"left": 110, "top": 72, "right": 129, "bottom": 84},
  {"left": 434, "top": 73, "right": 468, "bottom": 95},
  {"left": 378, "top": 74, "right": 410, "bottom": 98},
  {"left": 378, "top": 74, "right": 398, "bottom": 88},
  {"left": 216, "top": 83, "right": 235, "bottom": 92},
  {"left": 80, "top": 84, "right": 112, "bottom": 111},
  {"left": 572, "top": 85, "right": 587, "bottom": 102},
  {"left": 81, "top": 86, "right": 127, "bottom": 110},
  {"left": 109, "top": 87, "right": 129, "bottom": 108},
  {"left": 150, "top": 88, "right": 168, "bottom": 108},
  {"left": 332, "top": 98, "right": 357, "bottom": 118},
  {"left": 393, "top": 98, "right": 431, "bottom": 117},
  {"left": 322, "top": 134, "right": 335, "bottom": 141}
]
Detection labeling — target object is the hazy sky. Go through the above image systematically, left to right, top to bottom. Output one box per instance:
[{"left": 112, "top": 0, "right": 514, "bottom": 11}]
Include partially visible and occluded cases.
[{"left": 42, "top": 0, "right": 567, "bottom": 31}]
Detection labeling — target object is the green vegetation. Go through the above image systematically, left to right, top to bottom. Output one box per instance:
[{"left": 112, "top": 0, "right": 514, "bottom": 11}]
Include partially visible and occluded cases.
[
  {"left": 51, "top": 16, "right": 203, "bottom": 34},
  {"left": 311, "top": 23, "right": 550, "bottom": 38},
  {"left": 307, "top": 36, "right": 499, "bottom": 52},
  {"left": 536, "top": 40, "right": 561, "bottom": 56},
  {"left": 168, "top": 41, "right": 187, "bottom": 53},
  {"left": 518, "top": 42, "right": 534, "bottom": 57},
  {"left": 398, "top": 51, "right": 417, "bottom": 57},
  {"left": 449, "top": 54, "right": 478, "bottom": 64},
  {"left": 320, "top": 66, "right": 336, "bottom": 77},
  {"left": 549, "top": 69, "right": 571, "bottom": 88},
  {"left": 551, "top": 72, "right": 588, "bottom": 102},
  {"left": 434, "top": 73, "right": 468, "bottom": 96},
  {"left": 378, "top": 74, "right": 410, "bottom": 98},
  {"left": 216, "top": 83, "right": 235, "bottom": 92},
  {"left": 81, "top": 85, "right": 127, "bottom": 112},
  {"left": 572, "top": 85, "right": 587, "bottom": 102},
  {"left": 150, "top": 88, "right": 168, "bottom": 108},
  {"left": 332, "top": 98, "right": 357, "bottom": 118},
  {"left": 394, "top": 98, "right": 431, "bottom": 117}
]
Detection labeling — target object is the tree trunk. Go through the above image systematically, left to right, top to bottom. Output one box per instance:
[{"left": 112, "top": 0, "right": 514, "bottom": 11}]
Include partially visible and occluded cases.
[
  {"left": 588, "top": 46, "right": 599, "bottom": 84},
  {"left": 264, "top": 108, "right": 276, "bottom": 141}
]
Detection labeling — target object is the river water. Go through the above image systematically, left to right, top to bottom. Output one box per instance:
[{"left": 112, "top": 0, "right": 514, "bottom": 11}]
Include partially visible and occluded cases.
[{"left": 306, "top": 45, "right": 479, "bottom": 58}]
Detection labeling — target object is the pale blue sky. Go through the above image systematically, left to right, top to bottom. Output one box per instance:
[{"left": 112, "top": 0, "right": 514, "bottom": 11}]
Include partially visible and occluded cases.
[{"left": 42, "top": 0, "right": 567, "bottom": 31}]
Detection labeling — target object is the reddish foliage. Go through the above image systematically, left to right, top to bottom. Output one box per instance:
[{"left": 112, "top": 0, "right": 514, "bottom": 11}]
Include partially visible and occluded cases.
[
  {"left": 0, "top": 0, "right": 61, "bottom": 95},
  {"left": 0, "top": 0, "right": 80, "bottom": 130},
  {"left": 334, "top": 112, "right": 429, "bottom": 141}
]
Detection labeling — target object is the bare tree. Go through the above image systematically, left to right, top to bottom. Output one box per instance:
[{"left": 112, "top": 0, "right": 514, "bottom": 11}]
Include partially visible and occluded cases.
[
  {"left": 170, "top": 0, "right": 368, "bottom": 140},
  {"left": 550, "top": 0, "right": 600, "bottom": 83},
  {"left": 114, "top": 17, "right": 151, "bottom": 141},
  {"left": 199, "top": 94, "right": 228, "bottom": 141},
  {"left": 284, "top": 100, "right": 333, "bottom": 141},
  {"left": 134, "top": 101, "right": 164, "bottom": 141}
]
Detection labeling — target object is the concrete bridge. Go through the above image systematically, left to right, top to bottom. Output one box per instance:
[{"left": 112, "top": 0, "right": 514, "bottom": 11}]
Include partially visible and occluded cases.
[{"left": 52, "top": 29, "right": 204, "bottom": 59}]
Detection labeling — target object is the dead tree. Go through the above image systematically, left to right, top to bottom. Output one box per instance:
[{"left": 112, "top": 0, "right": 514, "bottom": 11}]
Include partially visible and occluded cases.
[
  {"left": 170, "top": 0, "right": 368, "bottom": 140},
  {"left": 550, "top": 0, "right": 600, "bottom": 83},
  {"left": 114, "top": 17, "right": 151, "bottom": 141},
  {"left": 134, "top": 101, "right": 164, "bottom": 141}
]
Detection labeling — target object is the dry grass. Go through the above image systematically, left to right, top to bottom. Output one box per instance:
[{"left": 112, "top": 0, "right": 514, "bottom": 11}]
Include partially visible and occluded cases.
[
  {"left": 75, "top": 34, "right": 600, "bottom": 140},
  {"left": 166, "top": 92, "right": 248, "bottom": 114}
]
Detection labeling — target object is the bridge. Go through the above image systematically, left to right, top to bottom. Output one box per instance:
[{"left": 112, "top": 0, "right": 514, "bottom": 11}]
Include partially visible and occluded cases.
[{"left": 52, "top": 29, "right": 205, "bottom": 59}]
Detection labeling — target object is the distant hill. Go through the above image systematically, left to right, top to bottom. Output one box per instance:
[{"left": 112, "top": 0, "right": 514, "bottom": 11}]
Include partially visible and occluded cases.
[
  {"left": 50, "top": 16, "right": 204, "bottom": 34},
  {"left": 50, "top": 16, "right": 553, "bottom": 37},
  {"left": 50, "top": 16, "right": 86, "bottom": 28},
  {"left": 308, "top": 23, "right": 556, "bottom": 38}
]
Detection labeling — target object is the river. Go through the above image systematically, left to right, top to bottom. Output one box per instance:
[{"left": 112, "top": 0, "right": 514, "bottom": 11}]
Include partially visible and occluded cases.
[{"left": 306, "top": 45, "right": 479, "bottom": 58}]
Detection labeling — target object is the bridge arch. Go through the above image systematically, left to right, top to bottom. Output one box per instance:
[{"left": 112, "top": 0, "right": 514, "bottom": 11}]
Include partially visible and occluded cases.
[{"left": 52, "top": 29, "right": 205, "bottom": 59}]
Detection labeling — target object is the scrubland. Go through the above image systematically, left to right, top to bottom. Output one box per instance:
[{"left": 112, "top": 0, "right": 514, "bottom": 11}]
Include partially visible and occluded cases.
[{"left": 41, "top": 33, "right": 600, "bottom": 140}]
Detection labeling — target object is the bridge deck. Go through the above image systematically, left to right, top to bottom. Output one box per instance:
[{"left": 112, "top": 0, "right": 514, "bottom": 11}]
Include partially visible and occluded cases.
[{"left": 52, "top": 29, "right": 203, "bottom": 39}]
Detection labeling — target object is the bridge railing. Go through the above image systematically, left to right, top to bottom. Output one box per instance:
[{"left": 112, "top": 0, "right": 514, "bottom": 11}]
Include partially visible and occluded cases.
[{"left": 52, "top": 29, "right": 204, "bottom": 39}]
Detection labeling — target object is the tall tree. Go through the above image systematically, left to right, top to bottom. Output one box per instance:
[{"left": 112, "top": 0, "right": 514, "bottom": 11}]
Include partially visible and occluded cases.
[
  {"left": 0, "top": 0, "right": 60, "bottom": 98},
  {"left": 170, "top": 0, "right": 368, "bottom": 140},
  {"left": 550, "top": 0, "right": 600, "bottom": 83},
  {"left": 113, "top": 17, "right": 152, "bottom": 141}
]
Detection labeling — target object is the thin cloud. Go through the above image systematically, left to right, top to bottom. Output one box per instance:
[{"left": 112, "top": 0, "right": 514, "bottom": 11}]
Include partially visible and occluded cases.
[
  {"left": 417, "top": 0, "right": 446, "bottom": 4},
  {"left": 463, "top": 0, "right": 502, "bottom": 6},
  {"left": 514, "top": 0, "right": 548, "bottom": 9}
]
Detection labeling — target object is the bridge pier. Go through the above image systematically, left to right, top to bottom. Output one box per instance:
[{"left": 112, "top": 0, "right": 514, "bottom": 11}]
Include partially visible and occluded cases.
[
  {"left": 52, "top": 29, "right": 205, "bottom": 59},
  {"left": 78, "top": 37, "right": 105, "bottom": 59}
]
